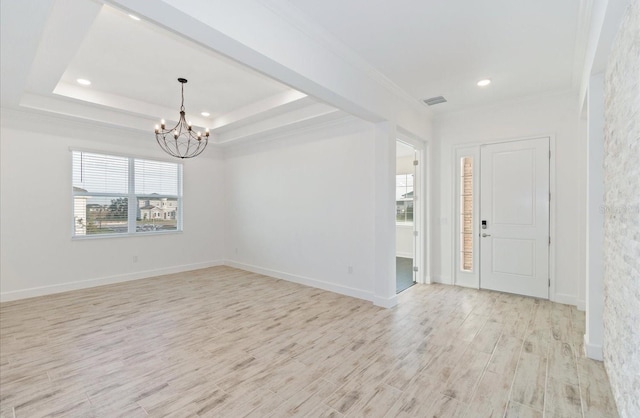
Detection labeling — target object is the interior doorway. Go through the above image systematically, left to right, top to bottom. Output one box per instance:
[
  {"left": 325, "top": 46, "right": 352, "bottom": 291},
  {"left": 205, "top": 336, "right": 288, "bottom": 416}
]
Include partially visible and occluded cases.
[{"left": 396, "top": 140, "right": 418, "bottom": 293}]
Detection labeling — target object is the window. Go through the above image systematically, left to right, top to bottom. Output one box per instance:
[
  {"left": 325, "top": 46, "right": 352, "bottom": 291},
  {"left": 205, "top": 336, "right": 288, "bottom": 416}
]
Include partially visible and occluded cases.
[
  {"left": 72, "top": 151, "right": 182, "bottom": 237},
  {"left": 460, "top": 157, "right": 473, "bottom": 271},
  {"left": 396, "top": 174, "right": 414, "bottom": 223}
]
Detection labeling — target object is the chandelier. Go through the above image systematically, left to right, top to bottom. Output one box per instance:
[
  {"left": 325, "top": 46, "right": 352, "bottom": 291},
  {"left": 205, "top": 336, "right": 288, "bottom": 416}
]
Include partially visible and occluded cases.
[{"left": 155, "top": 78, "right": 209, "bottom": 159}]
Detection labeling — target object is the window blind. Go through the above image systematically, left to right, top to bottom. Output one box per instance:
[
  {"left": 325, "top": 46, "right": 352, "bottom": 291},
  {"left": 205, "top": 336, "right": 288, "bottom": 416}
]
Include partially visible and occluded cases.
[{"left": 72, "top": 151, "right": 182, "bottom": 237}]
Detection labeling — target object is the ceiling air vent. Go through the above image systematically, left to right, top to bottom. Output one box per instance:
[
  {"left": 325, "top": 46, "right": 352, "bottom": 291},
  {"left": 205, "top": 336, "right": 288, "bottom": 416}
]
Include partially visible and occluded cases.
[{"left": 423, "top": 96, "right": 447, "bottom": 106}]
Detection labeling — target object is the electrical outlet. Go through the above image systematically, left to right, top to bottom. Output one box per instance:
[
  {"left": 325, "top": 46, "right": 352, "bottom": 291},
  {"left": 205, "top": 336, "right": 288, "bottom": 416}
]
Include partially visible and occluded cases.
[{"left": 133, "top": 255, "right": 138, "bottom": 263}]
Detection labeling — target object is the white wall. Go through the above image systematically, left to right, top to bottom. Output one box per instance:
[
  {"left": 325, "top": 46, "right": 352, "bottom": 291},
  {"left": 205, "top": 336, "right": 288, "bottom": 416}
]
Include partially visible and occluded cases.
[
  {"left": 602, "top": 1, "right": 640, "bottom": 415},
  {"left": 432, "top": 91, "right": 585, "bottom": 305},
  {"left": 0, "top": 110, "right": 226, "bottom": 301},
  {"left": 223, "top": 119, "right": 378, "bottom": 301}
]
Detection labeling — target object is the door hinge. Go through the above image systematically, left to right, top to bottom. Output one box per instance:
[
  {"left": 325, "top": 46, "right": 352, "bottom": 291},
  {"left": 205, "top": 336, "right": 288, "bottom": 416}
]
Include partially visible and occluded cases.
[
  {"left": 413, "top": 160, "right": 419, "bottom": 166},
  {"left": 549, "top": 192, "right": 551, "bottom": 202},
  {"left": 413, "top": 231, "right": 419, "bottom": 237},
  {"left": 549, "top": 236, "right": 551, "bottom": 245},
  {"left": 413, "top": 266, "right": 419, "bottom": 272},
  {"left": 548, "top": 278, "right": 551, "bottom": 287}
]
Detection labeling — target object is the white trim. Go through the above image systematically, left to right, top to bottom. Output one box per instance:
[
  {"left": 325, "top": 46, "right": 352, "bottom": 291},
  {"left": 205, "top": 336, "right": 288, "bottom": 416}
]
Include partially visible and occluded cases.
[
  {"left": 395, "top": 133, "right": 428, "bottom": 285},
  {"left": 450, "top": 134, "right": 557, "bottom": 301},
  {"left": 549, "top": 134, "right": 558, "bottom": 302},
  {"left": 423, "top": 142, "right": 432, "bottom": 285},
  {"left": 453, "top": 145, "right": 481, "bottom": 288},
  {"left": 69, "top": 146, "right": 182, "bottom": 165},
  {"left": 70, "top": 150, "right": 184, "bottom": 238},
  {"left": 396, "top": 251, "right": 413, "bottom": 259},
  {"left": 1, "top": 259, "right": 399, "bottom": 308},
  {"left": 0, "top": 260, "right": 225, "bottom": 302},
  {"left": 224, "top": 260, "right": 380, "bottom": 305},
  {"left": 431, "top": 275, "right": 451, "bottom": 284},
  {"left": 553, "top": 293, "right": 577, "bottom": 306},
  {"left": 371, "top": 294, "right": 399, "bottom": 308},
  {"left": 576, "top": 299, "right": 586, "bottom": 311},
  {"left": 584, "top": 334, "right": 603, "bottom": 360}
]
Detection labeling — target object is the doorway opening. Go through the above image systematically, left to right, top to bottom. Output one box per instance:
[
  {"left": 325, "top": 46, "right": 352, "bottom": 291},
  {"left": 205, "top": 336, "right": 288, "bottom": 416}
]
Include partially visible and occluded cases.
[{"left": 396, "top": 140, "right": 418, "bottom": 293}]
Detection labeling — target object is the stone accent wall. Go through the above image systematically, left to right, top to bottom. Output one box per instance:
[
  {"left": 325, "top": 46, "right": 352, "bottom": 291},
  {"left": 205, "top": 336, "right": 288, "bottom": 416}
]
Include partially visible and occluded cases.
[{"left": 603, "top": 1, "right": 640, "bottom": 417}]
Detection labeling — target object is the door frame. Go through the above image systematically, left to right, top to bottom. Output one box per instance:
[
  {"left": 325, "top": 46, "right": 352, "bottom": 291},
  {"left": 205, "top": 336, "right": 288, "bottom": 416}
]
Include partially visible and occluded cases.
[
  {"left": 397, "top": 133, "right": 428, "bottom": 285},
  {"left": 452, "top": 134, "right": 558, "bottom": 301}
]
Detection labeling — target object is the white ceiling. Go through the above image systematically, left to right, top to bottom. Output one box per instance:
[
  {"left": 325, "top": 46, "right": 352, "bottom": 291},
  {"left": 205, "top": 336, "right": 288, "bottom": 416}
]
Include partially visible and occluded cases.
[
  {"left": 1, "top": 0, "right": 591, "bottom": 145},
  {"left": 285, "top": 0, "right": 584, "bottom": 113},
  {"left": 1, "top": 1, "right": 344, "bottom": 146},
  {"left": 59, "top": 6, "right": 291, "bottom": 119}
]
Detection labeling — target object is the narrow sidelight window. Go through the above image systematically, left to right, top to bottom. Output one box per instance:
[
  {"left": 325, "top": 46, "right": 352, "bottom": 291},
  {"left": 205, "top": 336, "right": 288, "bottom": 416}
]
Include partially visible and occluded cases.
[{"left": 460, "top": 157, "right": 473, "bottom": 271}]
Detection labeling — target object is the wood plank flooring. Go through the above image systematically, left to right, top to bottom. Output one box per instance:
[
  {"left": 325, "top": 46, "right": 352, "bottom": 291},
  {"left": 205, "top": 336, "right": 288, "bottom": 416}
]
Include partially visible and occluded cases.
[{"left": 0, "top": 266, "right": 619, "bottom": 417}]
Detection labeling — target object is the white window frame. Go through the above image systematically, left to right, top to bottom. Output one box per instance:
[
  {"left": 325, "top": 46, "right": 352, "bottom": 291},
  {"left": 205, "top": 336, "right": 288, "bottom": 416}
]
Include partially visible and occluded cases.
[
  {"left": 454, "top": 145, "right": 480, "bottom": 288},
  {"left": 71, "top": 149, "right": 183, "bottom": 239},
  {"left": 396, "top": 173, "right": 414, "bottom": 225}
]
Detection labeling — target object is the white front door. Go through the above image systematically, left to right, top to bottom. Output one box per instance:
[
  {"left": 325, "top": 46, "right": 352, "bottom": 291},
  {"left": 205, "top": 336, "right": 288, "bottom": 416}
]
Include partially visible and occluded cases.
[{"left": 480, "top": 137, "right": 549, "bottom": 298}]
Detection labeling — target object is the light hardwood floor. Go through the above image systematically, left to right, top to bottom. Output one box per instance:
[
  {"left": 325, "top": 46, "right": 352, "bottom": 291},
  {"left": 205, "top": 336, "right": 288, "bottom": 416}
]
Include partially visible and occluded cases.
[{"left": 0, "top": 266, "right": 618, "bottom": 417}]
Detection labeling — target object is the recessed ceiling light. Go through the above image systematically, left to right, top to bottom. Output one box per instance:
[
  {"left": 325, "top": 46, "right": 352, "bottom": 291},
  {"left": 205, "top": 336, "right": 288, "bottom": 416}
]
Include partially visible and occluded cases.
[
  {"left": 128, "top": 14, "right": 141, "bottom": 21},
  {"left": 76, "top": 78, "right": 91, "bottom": 86},
  {"left": 477, "top": 79, "right": 492, "bottom": 87},
  {"left": 201, "top": 112, "right": 210, "bottom": 117}
]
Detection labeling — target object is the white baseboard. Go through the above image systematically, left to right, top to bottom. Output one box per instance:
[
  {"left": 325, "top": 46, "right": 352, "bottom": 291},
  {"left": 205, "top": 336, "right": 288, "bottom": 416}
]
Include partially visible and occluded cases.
[
  {"left": 396, "top": 252, "right": 413, "bottom": 259},
  {"left": 2, "top": 259, "right": 398, "bottom": 309},
  {"left": 0, "top": 260, "right": 225, "bottom": 303},
  {"left": 224, "top": 260, "right": 378, "bottom": 304},
  {"left": 454, "top": 274, "right": 479, "bottom": 289},
  {"left": 431, "top": 276, "right": 452, "bottom": 285},
  {"left": 455, "top": 281, "right": 480, "bottom": 290},
  {"left": 552, "top": 293, "right": 577, "bottom": 306},
  {"left": 372, "top": 294, "right": 398, "bottom": 308},
  {"left": 576, "top": 299, "right": 586, "bottom": 311},
  {"left": 584, "top": 335, "right": 603, "bottom": 360}
]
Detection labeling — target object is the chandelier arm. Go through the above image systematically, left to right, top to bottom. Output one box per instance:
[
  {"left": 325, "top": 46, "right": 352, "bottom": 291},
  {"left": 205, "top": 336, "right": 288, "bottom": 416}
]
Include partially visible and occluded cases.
[{"left": 156, "top": 133, "right": 178, "bottom": 158}]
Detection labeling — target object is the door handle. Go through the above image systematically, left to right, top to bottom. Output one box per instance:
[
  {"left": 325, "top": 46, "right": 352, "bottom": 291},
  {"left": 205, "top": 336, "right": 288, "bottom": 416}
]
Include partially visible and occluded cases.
[{"left": 482, "top": 233, "right": 491, "bottom": 237}]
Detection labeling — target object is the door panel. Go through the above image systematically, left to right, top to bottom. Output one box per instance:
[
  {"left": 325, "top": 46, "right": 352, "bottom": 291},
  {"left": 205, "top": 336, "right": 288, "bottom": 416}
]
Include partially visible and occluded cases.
[{"left": 480, "top": 137, "right": 549, "bottom": 298}]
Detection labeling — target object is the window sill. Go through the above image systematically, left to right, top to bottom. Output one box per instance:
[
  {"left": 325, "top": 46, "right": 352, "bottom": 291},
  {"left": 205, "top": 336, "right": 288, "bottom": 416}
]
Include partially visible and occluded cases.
[{"left": 72, "top": 230, "right": 183, "bottom": 240}]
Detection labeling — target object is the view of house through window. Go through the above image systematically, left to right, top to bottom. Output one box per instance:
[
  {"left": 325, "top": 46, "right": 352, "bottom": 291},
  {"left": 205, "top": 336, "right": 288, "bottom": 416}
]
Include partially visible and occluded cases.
[
  {"left": 72, "top": 151, "right": 182, "bottom": 236},
  {"left": 460, "top": 156, "right": 473, "bottom": 271},
  {"left": 396, "top": 174, "right": 414, "bottom": 223}
]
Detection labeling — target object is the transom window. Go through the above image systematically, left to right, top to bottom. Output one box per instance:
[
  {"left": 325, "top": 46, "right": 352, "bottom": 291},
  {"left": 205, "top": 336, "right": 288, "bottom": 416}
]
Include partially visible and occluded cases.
[{"left": 72, "top": 151, "right": 182, "bottom": 237}]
